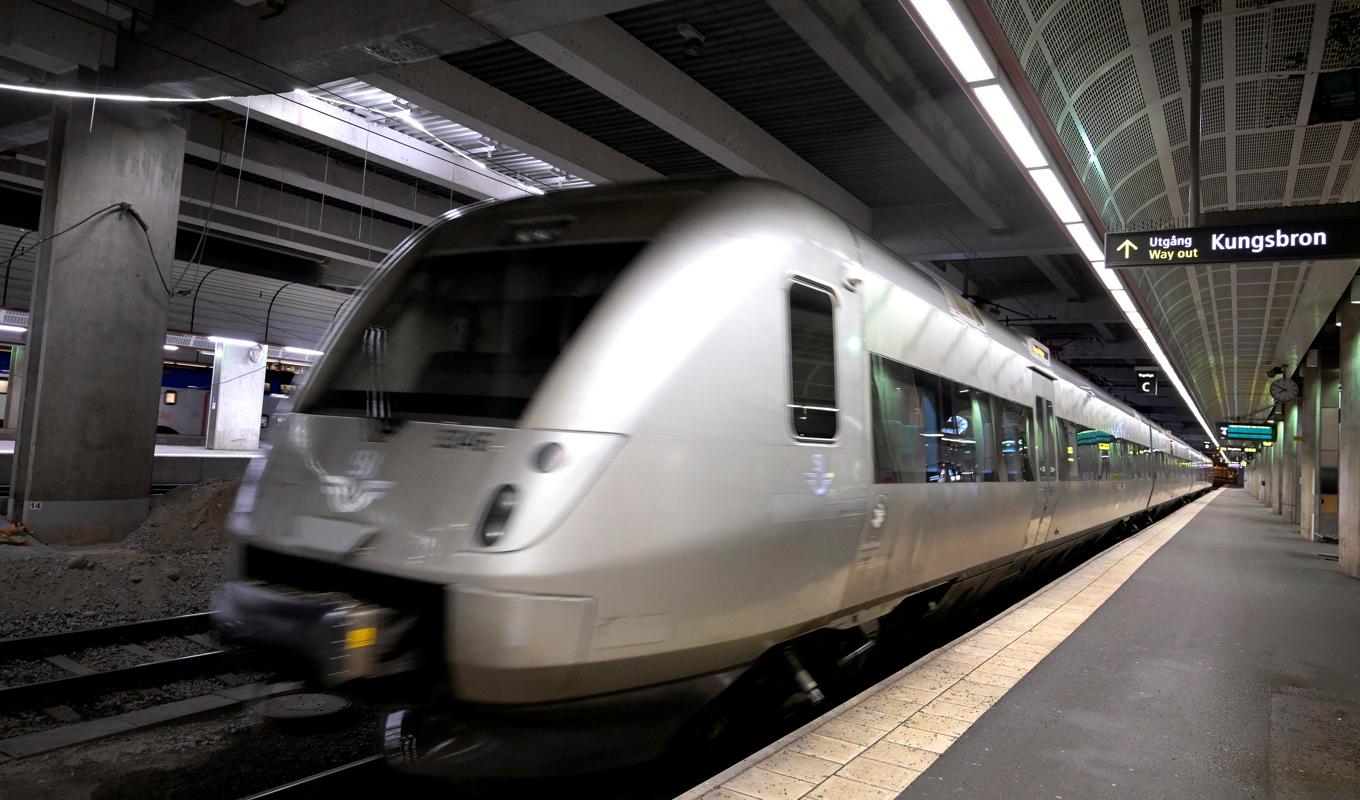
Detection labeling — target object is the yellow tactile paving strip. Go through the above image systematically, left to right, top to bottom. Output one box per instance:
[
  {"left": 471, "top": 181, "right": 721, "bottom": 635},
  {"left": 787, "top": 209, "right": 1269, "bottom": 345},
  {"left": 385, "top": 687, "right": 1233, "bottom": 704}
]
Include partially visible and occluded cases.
[{"left": 679, "top": 490, "right": 1220, "bottom": 800}]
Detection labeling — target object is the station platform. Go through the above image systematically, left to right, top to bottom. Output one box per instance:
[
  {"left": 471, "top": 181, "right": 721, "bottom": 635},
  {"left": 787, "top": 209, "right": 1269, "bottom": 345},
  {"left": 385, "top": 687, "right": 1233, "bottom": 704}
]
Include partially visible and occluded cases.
[
  {"left": 0, "top": 440, "right": 260, "bottom": 486},
  {"left": 683, "top": 489, "right": 1360, "bottom": 799}
]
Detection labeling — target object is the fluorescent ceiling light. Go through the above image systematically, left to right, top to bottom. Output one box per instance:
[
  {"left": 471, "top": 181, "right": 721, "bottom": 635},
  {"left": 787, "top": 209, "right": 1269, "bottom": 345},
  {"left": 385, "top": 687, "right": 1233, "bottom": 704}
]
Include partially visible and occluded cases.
[
  {"left": 907, "top": 0, "right": 995, "bottom": 83},
  {"left": 0, "top": 81, "right": 231, "bottom": 104},
  {"left": 974, "top": 84, "right": 1047, "bottom": 168},
  {"left": 1029, "top": 168, "right": 1082, "bottom": 223},
  {"left": 1065, "top": 222, "right": 1104, "bottom": 262},
  {"left": 1095, "top": 265, "right": 1124, "bottom": 293},
  {"left": 1110, "top": 290, "right": 1139, "bottom": 316},
  {"left": 1126, "top": 310, "right": 1150, "bottom": 330},
  {"left": 0, "top": 324, "right": 26, "bottom": 333},
  {"left": 208, "top": 335, "right": 259, "bottom": 347},
  {"left": 163, "top": 344, "right": 179, "bottom": 351},
  {"left": 283, "top": 346, "right": 324, "bottom": 357}
]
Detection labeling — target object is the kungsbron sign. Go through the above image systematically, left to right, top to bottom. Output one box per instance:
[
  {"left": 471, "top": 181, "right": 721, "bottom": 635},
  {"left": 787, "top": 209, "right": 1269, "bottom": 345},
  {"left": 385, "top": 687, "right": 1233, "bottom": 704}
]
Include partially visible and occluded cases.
[{"left": 1104, "top": 218, "right": 1360, "bottom": 267}]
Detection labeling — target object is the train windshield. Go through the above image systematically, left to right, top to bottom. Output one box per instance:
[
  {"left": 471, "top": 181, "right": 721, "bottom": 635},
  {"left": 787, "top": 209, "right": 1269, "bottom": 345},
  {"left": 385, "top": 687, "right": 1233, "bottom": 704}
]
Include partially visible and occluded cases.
[{"left": 308, "top": 242, "right": 642, "bottom": 424}]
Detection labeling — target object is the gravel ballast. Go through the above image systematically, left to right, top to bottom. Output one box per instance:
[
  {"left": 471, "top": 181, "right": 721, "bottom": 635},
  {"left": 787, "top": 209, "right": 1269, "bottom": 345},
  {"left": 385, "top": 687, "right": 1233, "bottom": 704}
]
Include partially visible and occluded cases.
[{"left": 0, "top": 481, "right": 239, "bottom": 640}]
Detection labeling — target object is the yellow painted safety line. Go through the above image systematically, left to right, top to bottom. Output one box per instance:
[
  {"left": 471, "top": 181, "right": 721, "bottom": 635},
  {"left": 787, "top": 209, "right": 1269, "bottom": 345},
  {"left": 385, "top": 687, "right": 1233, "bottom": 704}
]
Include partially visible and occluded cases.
[{"left": 679, "top": 489, "right": 1221, "bottom": 800}]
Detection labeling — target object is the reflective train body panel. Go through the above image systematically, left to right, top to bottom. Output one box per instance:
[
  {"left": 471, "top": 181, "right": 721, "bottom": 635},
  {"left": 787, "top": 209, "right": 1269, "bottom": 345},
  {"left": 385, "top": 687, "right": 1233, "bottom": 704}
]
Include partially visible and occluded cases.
[{"left": 217, "top": 179, "right": 1210, "bottom": 770}]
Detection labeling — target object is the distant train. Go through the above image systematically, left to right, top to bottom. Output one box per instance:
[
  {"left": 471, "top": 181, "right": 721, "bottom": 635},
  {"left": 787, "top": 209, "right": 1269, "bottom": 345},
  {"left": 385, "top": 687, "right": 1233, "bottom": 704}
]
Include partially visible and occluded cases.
[
  {"left": 214, "top": 179, "right": 1211, "bottom": 777},
  {"left": 155, "top": 364, "right": 295, "bottom": 437}
]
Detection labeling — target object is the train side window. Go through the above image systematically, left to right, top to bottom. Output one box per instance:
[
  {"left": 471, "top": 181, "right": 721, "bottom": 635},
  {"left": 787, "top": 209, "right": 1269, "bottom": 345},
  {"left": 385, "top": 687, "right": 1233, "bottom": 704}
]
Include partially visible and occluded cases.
[
  {"left": 788, "top": 280, "right": 837, "bottom": 440},
  {"left": 870, "top": 355, "right": 984, "bottom": 483},
  {"left": 870, "top": 355, "right": 934, "bottom": 482},
  {"left": 972, "top": 392, "right": 1001, "bottom": 482},
  {"left": 999, "top": 400, "right": 1033, "bottom": 482},
  {"left": 1057, "top": 418, "right": 1079, "bottom": 480},
  {"left": 1075, "top": 428, "right": 1112, "bottom": 480}
]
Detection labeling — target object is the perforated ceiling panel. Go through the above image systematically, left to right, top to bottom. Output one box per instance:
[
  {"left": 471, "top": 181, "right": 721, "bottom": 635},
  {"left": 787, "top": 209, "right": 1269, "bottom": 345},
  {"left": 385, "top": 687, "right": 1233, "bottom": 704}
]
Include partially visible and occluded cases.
[{"left": 984, "top": 0, "right": 1360, "bottom": 426}]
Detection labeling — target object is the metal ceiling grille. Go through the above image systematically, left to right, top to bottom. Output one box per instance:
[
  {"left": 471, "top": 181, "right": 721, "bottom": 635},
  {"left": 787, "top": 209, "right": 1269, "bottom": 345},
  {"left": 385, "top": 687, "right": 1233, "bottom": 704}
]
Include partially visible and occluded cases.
[
  {"left": 609, "top": 0, "right": 958, "bottom": 206},
  {"left": 985, "top": 0, "right": 1360, "bottom": 427},
  {"left": 990, "top": 0, "right": 1358, "bottom": 225},
  {"left": 442, "top": 40, "right": 732, "bottom": 178},
  {"left": 315, "top": 78, "right": 592, "bottom": 193}
]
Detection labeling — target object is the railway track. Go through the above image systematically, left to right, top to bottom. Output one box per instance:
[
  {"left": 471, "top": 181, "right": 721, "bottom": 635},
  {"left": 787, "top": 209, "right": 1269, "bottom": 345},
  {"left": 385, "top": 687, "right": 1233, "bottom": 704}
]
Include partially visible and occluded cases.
[
  {"left": 0, "top": 612, "right": 245, "bottom": 714},
  {"left": 237, "top": 755, "right": 386, "bottom": 799}
]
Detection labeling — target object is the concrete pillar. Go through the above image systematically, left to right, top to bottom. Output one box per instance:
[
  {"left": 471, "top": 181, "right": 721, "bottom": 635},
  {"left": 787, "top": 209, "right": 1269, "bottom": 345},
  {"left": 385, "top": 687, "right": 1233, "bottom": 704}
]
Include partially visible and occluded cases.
[
  {"left": 9, "top": 102, "right": 185, "bottom": 542},
  {"left": 1339, "top": 297, "right": 1360, "bottom": 578},
  {"left": 205, "top": 339, "right": 266, "bottom": 451},
  {"left": 4, "top": 345, "right": 26, "bottom": 430},
  {"left": 1300, "top": 351, "right": 1321, "bottom": 540},
  {"left": 1319, "top": 362, "right": 1341, "bottom": 541},
  {"left": 1282, "top": 402, "right": 1299, "bottom": 524},
  {"left": 1272, "top": 419, "right": 1284, "bottom": 515},
  {"left": 1263, "top": 442, "right": 1275, "bottom": 505}
]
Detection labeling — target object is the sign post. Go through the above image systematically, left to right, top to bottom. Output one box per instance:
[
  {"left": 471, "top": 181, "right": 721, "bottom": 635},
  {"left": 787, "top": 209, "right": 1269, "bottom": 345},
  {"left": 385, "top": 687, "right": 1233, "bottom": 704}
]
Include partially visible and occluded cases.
[{"left": 1104, "top": 218, "right": 1360, "bottom": 267}]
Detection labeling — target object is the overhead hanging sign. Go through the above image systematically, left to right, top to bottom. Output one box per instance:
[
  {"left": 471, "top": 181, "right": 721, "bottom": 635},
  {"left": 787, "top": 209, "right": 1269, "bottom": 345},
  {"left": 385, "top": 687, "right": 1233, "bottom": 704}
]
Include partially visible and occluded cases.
[
  {"left": 1104, "top": 218, "right": 1360, "bottom": 267},
  {"left": 1136, "top": 368, "right": 1158, "bottom": 395},
  {"left": 1217, "top": 423, "right": 1275, "bottom": 442}
]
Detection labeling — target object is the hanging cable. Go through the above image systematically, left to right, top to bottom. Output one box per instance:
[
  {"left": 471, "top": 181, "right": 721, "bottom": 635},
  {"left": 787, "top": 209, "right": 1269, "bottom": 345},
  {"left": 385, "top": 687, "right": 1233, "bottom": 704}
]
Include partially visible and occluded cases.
[
  {"left": 172, "top": 113, "right": 231, "bottom": 294},
  {"left": 0, "top": 202, "right": 127, "bottom": 271},
  {"left": 3, "top": 229, "right": 35, "bottom": 307}
]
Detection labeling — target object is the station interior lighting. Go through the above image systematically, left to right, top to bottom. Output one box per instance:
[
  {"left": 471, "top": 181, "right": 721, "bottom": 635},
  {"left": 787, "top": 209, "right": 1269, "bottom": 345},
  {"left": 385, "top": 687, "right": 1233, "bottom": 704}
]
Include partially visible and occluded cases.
[
  {"left": 905, "top": 0, "right": 994, "bottom": 82},
  {"left": 908, "top": 0, "right": 1220, "bottom": 452},
  {"left": 0, "top": 324, "right": 27, "bottom": 333},
  {"left": 207, "top": 335, "right": 259, "bottom": 347},
  {"left": 282, "top": 346, "right": 325, "bottom": 357}
]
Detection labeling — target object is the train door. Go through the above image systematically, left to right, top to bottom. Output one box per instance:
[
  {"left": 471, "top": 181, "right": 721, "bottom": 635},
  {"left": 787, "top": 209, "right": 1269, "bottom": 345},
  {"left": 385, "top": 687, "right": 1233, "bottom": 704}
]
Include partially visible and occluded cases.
[{"left": 1023, "top": 371, "right": 1060, "bottom": 547}]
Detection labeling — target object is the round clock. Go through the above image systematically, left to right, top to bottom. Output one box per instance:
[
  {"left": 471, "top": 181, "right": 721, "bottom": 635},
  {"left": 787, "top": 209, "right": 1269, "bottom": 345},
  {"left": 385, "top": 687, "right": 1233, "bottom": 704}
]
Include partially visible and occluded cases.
[{"left": 1269, "top": 377, "right": 1300, "bottom": 403}]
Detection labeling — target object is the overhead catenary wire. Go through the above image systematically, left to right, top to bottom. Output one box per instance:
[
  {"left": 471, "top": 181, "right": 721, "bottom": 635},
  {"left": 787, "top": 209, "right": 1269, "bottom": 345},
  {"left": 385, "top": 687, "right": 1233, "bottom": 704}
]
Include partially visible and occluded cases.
[{"left": 22, "top": 0, "right": 545, "bottom": 199}]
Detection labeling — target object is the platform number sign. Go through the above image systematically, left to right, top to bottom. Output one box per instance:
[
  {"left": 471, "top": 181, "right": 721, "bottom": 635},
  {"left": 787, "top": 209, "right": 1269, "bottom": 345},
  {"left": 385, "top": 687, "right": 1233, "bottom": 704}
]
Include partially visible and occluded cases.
[{"left": 1137, "top": 370, "right": 1158, "bottom": 395}]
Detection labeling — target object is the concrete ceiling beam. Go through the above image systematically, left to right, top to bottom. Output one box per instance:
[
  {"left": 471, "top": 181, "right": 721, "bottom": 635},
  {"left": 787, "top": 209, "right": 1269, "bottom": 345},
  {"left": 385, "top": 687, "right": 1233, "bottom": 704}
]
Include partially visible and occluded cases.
[
  {"left": 448, "top": 0, "right": 658, "bottom": 37},
  {"left": 767, "top": 0, "right": 1008, "bottom": 230},
  {"left": 514, "top": 17, "right": 871, "bottom": 228},
  {"left": 364, "top": 60, "right": 659, "bottom": 185},
  {"left": 215, "top": 91, "right": 530, "bottom": 202},
  {"left": 181, "top": 140, "right": 433, "bottom": 228},
  {"left": 873, "top": 202, "right": 1073, "bottom": 261},
  {"left": 1028, "top": 254, "right": 1083, "bottom": 301}
]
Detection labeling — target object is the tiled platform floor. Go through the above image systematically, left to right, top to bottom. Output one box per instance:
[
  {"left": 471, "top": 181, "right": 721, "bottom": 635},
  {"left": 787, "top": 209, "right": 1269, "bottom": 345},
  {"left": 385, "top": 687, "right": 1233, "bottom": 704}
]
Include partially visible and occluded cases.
[{"left": 682, "top": 491, "right": 1222, "bottom": 799}]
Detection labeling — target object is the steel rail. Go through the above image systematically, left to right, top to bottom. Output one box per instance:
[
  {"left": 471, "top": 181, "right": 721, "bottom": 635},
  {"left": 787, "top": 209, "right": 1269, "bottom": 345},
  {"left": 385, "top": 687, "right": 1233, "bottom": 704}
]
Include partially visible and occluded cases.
[
  {"left": 0, "top": 612, "right": 215, "bottom": 661},
  {"left": 0, "top": 650, "right": 244, "bottom": 711},
  {"left": 236, "top": 755, "right": 385, "bottom": 799}
]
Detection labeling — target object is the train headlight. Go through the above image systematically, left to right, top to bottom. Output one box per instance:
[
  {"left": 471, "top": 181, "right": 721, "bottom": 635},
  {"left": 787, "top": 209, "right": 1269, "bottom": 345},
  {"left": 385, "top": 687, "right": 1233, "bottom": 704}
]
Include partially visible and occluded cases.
[
  {"left": 534, "top": 442, "right": 564, "bottom": 473},
  {"left": 478, "top": 485, "right": 517, "bottom": 546}
]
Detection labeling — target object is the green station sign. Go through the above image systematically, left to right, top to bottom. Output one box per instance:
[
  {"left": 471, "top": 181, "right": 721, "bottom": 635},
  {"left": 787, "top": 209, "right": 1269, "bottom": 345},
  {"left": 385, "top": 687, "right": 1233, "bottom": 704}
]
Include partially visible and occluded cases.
[{"left": 1105, "top": 218, "right": 1360, "bottom": 267}]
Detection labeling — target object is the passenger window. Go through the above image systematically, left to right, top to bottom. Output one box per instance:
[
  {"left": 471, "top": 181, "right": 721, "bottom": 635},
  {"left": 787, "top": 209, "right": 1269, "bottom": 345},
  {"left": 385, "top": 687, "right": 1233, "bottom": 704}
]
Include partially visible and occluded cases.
[
  {"left": 788, "top": 281, "right": 837, "bottom": 440},
  {"left": 868, "top": 354, "right": 1028, "bottom": 484},
  {"left": 871, "top": 355, "right": 990, "bottom": 483},
  {"left": 972, "top": 393, "right": 1001, "bottom": 482},
  {"left": 999, "top": 400, "right": 1033, "bottom": 482},
  {"left": 1058, "top": 418, "right": 1079, "bottom": 481},
  {"left": 1076, "top": 429, "right": 1112, "bottom": 480}
]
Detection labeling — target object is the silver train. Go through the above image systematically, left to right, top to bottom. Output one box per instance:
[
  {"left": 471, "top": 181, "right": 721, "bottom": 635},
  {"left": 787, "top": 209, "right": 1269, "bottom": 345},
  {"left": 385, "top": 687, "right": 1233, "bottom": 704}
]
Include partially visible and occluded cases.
[{"left": 215, "top": 179, "right": 1211, "bottom": 775}]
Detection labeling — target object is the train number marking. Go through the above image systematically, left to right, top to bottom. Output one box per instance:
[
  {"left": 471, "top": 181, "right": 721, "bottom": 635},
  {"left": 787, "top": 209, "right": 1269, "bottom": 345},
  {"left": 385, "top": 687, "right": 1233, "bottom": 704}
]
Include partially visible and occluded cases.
[{"left": 433, "top": 431, "right": 497, "bottom": 451}]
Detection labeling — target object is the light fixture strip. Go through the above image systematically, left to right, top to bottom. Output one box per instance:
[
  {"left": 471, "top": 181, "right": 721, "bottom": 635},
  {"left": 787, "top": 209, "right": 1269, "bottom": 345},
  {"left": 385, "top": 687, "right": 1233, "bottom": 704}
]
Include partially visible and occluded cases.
[
  {"left": 905, "top": 0, "right": 996, "bottom": 83},
  {"left": 928, "top": 0, "right": 1221, "bottom": 449},
  {"left": 972, "top": 84, "right": 1048, "bottom": 169}
]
